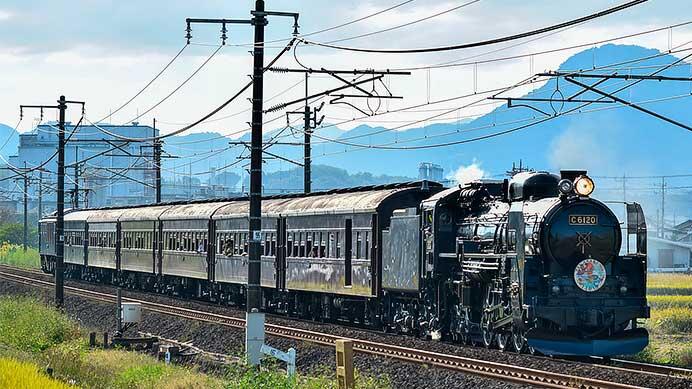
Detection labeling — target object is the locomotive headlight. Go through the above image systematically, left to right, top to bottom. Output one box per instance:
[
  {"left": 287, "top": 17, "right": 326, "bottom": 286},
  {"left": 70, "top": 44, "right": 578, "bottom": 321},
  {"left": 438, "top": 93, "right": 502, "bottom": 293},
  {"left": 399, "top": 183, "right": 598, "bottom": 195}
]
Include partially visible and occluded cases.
[
  {"left": 574, "top": 175, "right": 595, "bottom": 196},
  {"left": 558, "top": 179, "right": 574, "bottom": 195},
  {"left": 551, "top": 285, "right": 560, "bottom": 294},
  {"left": 620, "top": 285, "right": 628, "bottom": 294}
]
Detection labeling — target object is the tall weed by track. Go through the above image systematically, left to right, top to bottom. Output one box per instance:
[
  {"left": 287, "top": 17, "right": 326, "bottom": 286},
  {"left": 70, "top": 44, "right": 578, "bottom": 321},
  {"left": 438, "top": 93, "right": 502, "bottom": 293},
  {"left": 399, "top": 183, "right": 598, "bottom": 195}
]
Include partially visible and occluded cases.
[
  {"left": 0, "top": 242, "right": 40, "bottom": 268},
  {"left": 647, "top": 273, "right": 692, "bottom": 296},
  {"left": 648, "top": 295, "right": 692, "bottom": 309},
  {"left": 0, "top": 296, "right": 78, "bottom": 352},
  {"left": 0, "top": 357, "right": 74, "bottom": 389}
]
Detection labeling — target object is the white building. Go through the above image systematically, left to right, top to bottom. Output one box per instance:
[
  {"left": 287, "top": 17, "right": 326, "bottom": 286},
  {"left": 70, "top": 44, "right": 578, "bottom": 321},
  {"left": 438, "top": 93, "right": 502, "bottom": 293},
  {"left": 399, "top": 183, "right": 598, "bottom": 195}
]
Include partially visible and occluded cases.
[
  {"left": 8, "top": 122, "right": 157, "bottom": 212},
  {"left": 648, "top": 236, "right": 692, "bottom": 272}
]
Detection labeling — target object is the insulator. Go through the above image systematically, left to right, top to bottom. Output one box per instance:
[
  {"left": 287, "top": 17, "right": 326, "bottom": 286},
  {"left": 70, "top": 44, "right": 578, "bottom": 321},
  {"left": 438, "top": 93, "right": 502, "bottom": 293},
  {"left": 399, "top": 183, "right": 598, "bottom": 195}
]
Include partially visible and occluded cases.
[
  {"left": 220, "top": 22, "right": 227, "bottom": 45},
  {"left": 185, "top": 23, "right": 192, "bottom": 44},
  {"left": 268, "top": 67, "right": 290, "bottom": 73},
  {"left": 265, "top": 103, "right": 286, "bottom": 113}
]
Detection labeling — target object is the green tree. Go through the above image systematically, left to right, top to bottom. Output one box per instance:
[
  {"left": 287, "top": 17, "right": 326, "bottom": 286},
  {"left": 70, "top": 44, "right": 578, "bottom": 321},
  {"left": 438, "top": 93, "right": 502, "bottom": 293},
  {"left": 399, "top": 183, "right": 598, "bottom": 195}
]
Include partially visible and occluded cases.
[{"left": 0, "top": 223, "right": 38, "bottom": 247}]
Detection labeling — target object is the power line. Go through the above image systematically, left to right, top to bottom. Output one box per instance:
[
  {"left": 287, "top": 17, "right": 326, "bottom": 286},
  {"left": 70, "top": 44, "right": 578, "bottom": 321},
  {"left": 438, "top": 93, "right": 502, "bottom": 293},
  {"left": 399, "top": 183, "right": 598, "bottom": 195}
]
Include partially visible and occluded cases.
[
  {"left": 300, "top": 0, "right": 647, "bottom": 54},
  {"left": 320, "top": 0, "right": 481, "bottom": 45},
  {"left": 388, "top": 20, "right": 692, "bottom": 71},
  {"left": 92, "top": 38, "right": 297, "bottom": 142},
  {"left": 303, "top": 42, "right": 692, "bottom": 146},
  {"left": 95, "top": 44, "right": 188, "bottom": 124},
  {"left": 123, "top": 45, "right": 223, "bottom": 125},
  {"left": 306, "top": 84, "right": 692, "bottom": 155},
  {"left": 0, "top": 116, "right": 85, "bottom": 182}
]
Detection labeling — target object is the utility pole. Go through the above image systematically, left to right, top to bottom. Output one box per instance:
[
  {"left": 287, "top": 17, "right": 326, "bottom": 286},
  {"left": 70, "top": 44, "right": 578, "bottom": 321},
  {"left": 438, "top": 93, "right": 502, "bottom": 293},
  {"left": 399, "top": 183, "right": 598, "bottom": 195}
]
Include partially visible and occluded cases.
[
  {"left": 186, "top": 0, "right": 299, "bottom": 366},
  {"left": 247, "top": 0, "right": 268, "bottom": 366},
  {"left": 286, "top": 73, "right": 324, "bottom": 194},
  {"left": 303, "top": 73, "right": 311, "bottom": 193},
  {"left": 21, "top": 95, "right": 84, "bottom": 308},
  {"left": 56, "top": 96, "right": 67, "bottom": 308},
  {"left": 153, "top": 118, "right": 162, "bottom": 204},
  {"left": 73, "top": 145, "right": 79, "bottom": 209},
  {"left": 23, "top": 162, "right": 28, "bottom": 252},
  {"left": 38, "top": 170, "right": 43, "bottom": 252},
  {"left": 38, "top": 171, "right": 43, "bottom": 221},
  {"left": 622, "top": 173, "right": 626, "bottom": 203},
  {"left": 660, "top": 177, "right": 666, "bottom": 238}
]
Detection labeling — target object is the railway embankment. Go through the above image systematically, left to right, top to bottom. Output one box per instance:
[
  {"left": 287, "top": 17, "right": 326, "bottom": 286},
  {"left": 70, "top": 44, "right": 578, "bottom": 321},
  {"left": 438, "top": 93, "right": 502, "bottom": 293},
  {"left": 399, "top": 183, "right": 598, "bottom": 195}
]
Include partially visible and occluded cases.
[{"left": 0, "top": 293, "right": 389, "bottom": 388}]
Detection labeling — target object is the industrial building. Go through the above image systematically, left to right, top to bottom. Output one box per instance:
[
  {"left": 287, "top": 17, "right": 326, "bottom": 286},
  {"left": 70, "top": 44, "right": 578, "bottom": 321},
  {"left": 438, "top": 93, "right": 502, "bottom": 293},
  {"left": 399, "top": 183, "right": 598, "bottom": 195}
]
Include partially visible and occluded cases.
[{"left": 8, "top": 122, "right": 158, "bottom": 213}]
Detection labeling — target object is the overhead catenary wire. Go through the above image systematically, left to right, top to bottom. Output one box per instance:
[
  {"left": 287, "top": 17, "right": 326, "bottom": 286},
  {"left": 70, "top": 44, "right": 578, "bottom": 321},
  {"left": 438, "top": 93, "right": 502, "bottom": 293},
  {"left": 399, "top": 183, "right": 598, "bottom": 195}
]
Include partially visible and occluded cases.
[
  {"left": 300, "top": 0, "right": 648, "bottom": 54},
  {"left": 320, "top": 0, "right": 482, "bottom": 45},
  {"left": 92, "top": 38, "right": 297, "bottom": 142},
  {"left": 304, "top": 41, "right": 692, "bottom": 146},
  {"left": 95, "top": 44, "right": 188, "bottom": 124},
  {"left": 123, "top": 45, "right": 223, "bottom": 125},
  {"left": 300, "top": 51, "right": 692, "bottom": 153},
  {"left": 0, "top": 115, "right": 85, "bottom": 183}
]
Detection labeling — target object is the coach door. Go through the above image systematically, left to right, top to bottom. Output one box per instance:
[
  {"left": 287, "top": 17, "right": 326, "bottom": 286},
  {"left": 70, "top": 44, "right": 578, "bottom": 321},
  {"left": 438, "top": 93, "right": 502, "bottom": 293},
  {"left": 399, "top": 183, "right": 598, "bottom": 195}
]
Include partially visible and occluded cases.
[{"left": 276, "top": 216, "right": 287, "bottom": 291}]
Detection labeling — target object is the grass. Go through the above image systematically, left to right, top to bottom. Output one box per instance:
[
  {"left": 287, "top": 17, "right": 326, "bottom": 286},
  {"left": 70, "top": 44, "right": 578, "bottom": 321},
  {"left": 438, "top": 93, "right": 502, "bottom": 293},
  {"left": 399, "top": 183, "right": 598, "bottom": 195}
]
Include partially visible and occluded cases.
[
  {"left": 0, "top": 243, "right": 40, "bottom": 269},
  {"left": 633, "top": 273, "right": 692, "bottom": 368},
  {"left": 647, "top": 273, "right": 692, "bottom": 296},
  {"left": 647, "top": 295, "right": 692, "bottom": 309},
  {"left": 0, "top": 296, "right": 389, "bottom": 388},
  {"left": 0, "top": 296, "right": 78, "bottom": 352},
  {"left": 45, "top": 340, "right": 224, "bottom": 389},
  {"left": 0, "top": 357, "right": 74, "bottom": 389}
]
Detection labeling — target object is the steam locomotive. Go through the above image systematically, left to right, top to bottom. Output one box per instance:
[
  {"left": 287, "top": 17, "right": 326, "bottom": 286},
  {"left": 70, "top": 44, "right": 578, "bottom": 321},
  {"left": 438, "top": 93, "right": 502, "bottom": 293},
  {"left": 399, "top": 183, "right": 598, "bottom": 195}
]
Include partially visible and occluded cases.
[{"left": 38, "top": 170, "right": 649, "bottom": 356}]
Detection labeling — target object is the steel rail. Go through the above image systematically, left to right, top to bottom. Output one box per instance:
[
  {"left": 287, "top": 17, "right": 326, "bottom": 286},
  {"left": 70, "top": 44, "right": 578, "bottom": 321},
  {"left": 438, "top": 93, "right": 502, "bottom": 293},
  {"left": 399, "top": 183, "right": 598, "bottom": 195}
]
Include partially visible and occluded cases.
[{"left": 0, "top": 267, "right": 650, "bottom": 389}]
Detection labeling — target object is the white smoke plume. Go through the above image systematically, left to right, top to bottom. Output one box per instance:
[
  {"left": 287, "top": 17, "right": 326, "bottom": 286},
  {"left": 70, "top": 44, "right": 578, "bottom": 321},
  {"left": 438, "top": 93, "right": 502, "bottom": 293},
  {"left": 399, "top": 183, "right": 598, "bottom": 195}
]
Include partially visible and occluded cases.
[{"left": 450, "top": 162, "right": 485, "bottom": 185}]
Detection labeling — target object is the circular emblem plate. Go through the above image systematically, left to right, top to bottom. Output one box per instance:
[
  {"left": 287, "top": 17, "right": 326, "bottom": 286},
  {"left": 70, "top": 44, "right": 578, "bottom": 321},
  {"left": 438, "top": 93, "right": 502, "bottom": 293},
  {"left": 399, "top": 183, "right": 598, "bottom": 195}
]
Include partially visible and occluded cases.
[{"left": 574, "top": 258, "right": 606, "bottom": 292}]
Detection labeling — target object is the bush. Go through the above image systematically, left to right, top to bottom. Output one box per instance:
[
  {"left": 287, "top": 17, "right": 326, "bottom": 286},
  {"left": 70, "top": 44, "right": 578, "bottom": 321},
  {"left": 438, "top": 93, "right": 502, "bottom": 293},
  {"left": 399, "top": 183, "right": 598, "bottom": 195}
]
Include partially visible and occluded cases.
[
  {"left": 0, "top": 223, "right": 38, "bottom": 247},
  {"left": 0, "top": 296, "right": 79, "bottom": 352},
  {"left": 0, "top": 357, "right": 74, "bottom": 389}
]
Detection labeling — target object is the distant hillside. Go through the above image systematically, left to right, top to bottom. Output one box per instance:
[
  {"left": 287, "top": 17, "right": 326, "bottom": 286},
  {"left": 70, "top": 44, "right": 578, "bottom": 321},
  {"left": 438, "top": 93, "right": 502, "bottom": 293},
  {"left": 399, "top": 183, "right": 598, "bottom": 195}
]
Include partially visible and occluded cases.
[
  {"left": 164, "top": 44, "right": 692, "bottom": 183},
  {"left": 242, "top": 164, "right": 413, "bottom": 193}
]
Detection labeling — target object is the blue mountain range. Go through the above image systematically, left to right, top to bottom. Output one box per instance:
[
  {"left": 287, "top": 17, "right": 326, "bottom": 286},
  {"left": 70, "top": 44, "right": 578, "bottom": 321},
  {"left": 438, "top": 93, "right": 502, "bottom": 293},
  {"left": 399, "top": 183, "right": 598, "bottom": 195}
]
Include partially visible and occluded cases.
[
  {"left": 2, "top": 44, "right": 690, "bottom": 183},
  {"left": 163, "top": 44, "right": 692, "bottom": 182}
]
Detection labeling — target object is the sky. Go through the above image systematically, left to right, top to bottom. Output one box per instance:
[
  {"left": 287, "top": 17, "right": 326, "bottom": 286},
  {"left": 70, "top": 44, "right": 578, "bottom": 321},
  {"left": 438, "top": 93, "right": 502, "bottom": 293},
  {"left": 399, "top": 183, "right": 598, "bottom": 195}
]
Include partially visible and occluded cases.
[{"left": 1, "top": 0, "right": 690, "bottom": 137}]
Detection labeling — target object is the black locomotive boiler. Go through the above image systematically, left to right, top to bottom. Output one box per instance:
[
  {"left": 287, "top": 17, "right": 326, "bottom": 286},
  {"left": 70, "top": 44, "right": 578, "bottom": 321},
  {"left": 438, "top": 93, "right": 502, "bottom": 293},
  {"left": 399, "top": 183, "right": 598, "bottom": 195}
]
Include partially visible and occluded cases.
[{"left": 39, "top": 171, "right": 649, "bottom": 356}]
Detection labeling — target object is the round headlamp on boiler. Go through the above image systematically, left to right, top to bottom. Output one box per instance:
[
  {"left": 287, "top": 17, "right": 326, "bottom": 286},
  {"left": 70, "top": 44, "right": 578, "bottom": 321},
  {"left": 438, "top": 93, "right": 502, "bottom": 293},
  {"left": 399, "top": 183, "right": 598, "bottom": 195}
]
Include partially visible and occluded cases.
[
  {"left": 556, "top": 172, "right": 595, "bottom": 197},
  {"left": 574, "top": 175, "right": 595, "bottom": 196}
]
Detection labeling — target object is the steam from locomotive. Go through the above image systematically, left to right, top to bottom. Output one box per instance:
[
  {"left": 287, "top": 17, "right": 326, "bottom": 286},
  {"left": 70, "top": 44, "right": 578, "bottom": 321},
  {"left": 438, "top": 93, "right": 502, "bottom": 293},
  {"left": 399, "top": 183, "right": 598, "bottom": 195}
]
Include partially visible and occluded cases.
[{"left": 39, "top": 170, "right": 649, "bottom": 356}]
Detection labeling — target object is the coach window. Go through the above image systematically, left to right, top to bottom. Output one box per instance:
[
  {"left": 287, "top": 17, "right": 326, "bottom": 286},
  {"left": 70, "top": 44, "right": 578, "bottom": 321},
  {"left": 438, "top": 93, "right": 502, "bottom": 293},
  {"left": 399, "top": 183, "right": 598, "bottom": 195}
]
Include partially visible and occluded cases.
[
  {"left": 336, "top": 232, "right": 341, "bottom": 258},
  {"left": 354, "top": 232, "right": 360, "bottom": 259},
  {"left": 364, "top": 232, "right": 370, "bottom": 260},
  {"left": 286, "top": 233, "right": 293, "bottom": 257},
  {"left": 306, "top": 233, "right": 313, "bottom": 257},
  {"left": 319, "top": 233, "right": 326, "bottom": 258},
  {"left": 270, "top": 234, "right": 276, "bottom": 256}
]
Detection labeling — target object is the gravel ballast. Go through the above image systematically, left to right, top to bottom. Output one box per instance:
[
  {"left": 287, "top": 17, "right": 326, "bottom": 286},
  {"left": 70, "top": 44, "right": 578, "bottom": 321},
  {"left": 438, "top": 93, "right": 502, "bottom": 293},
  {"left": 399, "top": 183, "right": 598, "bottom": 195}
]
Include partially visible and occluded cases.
[{"left": 2, "top": 270, "right": 690, "bottom": 388}]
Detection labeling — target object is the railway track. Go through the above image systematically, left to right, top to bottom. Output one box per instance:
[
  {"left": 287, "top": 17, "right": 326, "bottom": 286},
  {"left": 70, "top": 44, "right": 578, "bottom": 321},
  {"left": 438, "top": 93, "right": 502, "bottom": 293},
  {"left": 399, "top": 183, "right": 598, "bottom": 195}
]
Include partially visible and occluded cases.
[{"left": 0, "top": 266, "right": 666, "bottom": 389}]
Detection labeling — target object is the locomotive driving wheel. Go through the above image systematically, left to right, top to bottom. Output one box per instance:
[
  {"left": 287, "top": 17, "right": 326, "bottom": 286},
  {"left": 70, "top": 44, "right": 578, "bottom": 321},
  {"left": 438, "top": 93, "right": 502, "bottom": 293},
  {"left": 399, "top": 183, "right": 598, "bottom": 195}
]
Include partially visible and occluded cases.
[
  {"left": 480, "top": 285, "right": 496, "bottom": 348},
  {"left": 480, "top": 312, "right": 494, "bottom": 348},
  {"left": 511, "top": 330, "right": 527, "bottom": 353},
  {"left": 496, "top": 331, "right": 510, "bottom": 351}
]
